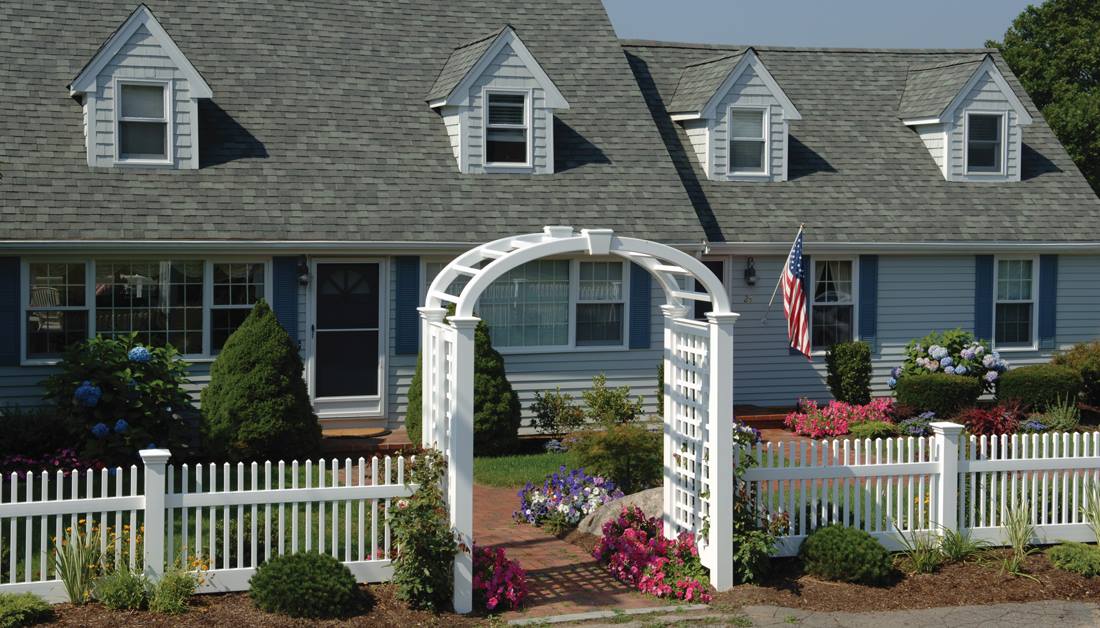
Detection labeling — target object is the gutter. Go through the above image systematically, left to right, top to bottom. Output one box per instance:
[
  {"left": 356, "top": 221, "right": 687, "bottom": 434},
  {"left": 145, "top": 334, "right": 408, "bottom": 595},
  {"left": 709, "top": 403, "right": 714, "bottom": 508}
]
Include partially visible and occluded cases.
[{"left": 705, "top": 241, "right": 1100, "bottom": 255}]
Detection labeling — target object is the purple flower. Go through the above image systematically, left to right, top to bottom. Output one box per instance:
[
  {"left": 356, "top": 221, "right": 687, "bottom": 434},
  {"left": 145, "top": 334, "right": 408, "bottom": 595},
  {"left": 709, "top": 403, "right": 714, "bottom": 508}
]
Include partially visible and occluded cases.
[
  {"left": 890, "top": 366, "right": 902, "bottom": 379},
  {"left": 984, "top": 371, "right": 999, "bottom": 383},
  {"left": 90, "top": 423, "right": 109, "bottom": 439}
]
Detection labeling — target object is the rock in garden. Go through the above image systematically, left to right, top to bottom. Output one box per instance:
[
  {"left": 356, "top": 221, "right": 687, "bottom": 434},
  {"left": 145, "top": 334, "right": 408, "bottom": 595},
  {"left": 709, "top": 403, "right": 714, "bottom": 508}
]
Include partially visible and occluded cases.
[{"left": 577, "top": 487, "right": 663, "bottom": 536}]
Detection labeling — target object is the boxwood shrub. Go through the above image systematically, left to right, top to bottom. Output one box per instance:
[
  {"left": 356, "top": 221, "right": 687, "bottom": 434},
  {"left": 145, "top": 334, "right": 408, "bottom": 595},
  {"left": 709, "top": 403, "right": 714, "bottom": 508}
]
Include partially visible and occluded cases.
[
  {"left": 825, "top": 341, "right": 872, "bottom": 405},
  {"left": 997, "top": 364, "right": 1082, "bottom": 410},
  {"left": 894, "top": 373, "right": 982, "bottom": 418},
  {"left": 799, "top": 524, "right": 893, "bottom": 585},
  {"left": 249, "top": 552, "right": 359, "bottom": 618}
]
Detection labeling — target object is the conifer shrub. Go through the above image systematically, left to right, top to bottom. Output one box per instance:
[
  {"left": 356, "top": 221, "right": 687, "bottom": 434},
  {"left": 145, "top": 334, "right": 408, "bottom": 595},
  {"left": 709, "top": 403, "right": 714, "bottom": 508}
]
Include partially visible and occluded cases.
[
  {"left": 201, "top": 301, "right": 320, "bottom": 462},
  {"left": 825, "top": 341, "right": 872, "bottom": 404},
  {"left": 405, "top": 354, "right": 425, "bottom": 446},
  {"left": 997, "top": 364, "right": 1082, "bottom": 410},
  {"left": 895, "top": 373, "right": 982, "bottom": 418},
  {"left": 799, "top": 525, "right": 893, "bottom": 585},
  {"left": 1049, "top": 542, "right": 1100, "bottom": 577},
  {"left": 249, "top": 552, "right": 358, "bottom": 618},
  {"left": 0, "top": 592, "right": 53, "bottom": 628}
]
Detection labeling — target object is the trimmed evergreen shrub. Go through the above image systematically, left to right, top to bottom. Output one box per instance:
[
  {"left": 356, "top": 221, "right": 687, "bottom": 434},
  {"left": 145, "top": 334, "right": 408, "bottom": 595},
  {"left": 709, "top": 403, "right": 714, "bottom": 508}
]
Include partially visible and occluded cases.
[
  {"left": 201, "top": 301, "right": 320, "bottom": 462},
  {"left": 405, "top": 312, "right": 521, "bottom": 455},
  {"left": 825, "top": 341, "right": 872, "bottom": 405},
  {"left": 1053, "top": 341, "right": 1100, "bottom": 406},
  {"left": 997, "top": 364, "right": 1082, "bottom": 410},
  {"left": 895, "top": 373, "right": 982, "bottom": 418},
  {"left": 848, "top": 420, "right": 901, "bottom": 440},
  {"left": 566, "top": 424, "right": 661, "bottom": 494},
  {"left": 799, "top": 525, "right": 893, "bottom": 585},
  {"left": 1049, "top": 542, "right": 1100, "bottom": 577},
  {"left": 249, "top": 552, "right": 359, "bottom": 618},
  {"left": 0, "top": 592, "right": 53, "bottom": 628}
]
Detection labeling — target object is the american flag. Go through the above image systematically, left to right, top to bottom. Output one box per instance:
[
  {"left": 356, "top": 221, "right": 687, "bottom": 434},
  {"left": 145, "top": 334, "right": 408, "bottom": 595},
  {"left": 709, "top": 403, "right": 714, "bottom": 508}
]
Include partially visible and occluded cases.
[{"left": 783, "top": 228, "right": 811, "bottom": 358}]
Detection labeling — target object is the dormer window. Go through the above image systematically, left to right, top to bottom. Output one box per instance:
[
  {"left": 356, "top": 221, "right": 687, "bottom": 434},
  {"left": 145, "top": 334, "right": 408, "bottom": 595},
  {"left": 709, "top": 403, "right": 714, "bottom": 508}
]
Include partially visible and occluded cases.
[
  {"left": 117, "top": 82, "right": 171, "bottom": 163},
  {"left": 486, "top": 92, "right": 529, "bottom": 165},
  {"left": 729, "top": 107, "right": 768, "bottom": 175},
  {"left": 966, "top": 113, "right": 1004, "bottom": 174}
]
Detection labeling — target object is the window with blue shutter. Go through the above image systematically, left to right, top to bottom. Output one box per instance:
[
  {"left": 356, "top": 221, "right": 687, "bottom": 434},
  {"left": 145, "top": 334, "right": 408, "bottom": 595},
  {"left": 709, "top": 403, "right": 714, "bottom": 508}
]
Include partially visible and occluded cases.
[
  {"left": 858, "top": 255, "right": 879, "bottom": 352},
  {"left": 974, "top": 255, "right": 994, "bottom": 341},
  {"left": 1038, "top": 255, "right": 1058, "bottom": 350},
  {"left": 272, "top": 256, "right": 299, "bottom": 343},
  {"left": 394, "top": 256, "right": 421, "bottom": 355},
  {"left": 0, "top": 258, "right": 19, "bottom": 366},
  {"left": 628, "top": 262, "right": 651, "bottom": 349}
]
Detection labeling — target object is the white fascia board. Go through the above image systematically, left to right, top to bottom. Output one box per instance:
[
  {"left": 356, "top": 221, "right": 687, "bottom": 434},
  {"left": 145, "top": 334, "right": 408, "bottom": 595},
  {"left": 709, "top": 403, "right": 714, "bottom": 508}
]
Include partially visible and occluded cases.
[
  {"left": 70, "top": 5, "right": 212, "bottom": 98},
  {"left": 433, "top": 26, "right": 569, "bottom": 110},
  {"left": 700, "top": 49, "right": 801, "bottom": 121},
  {"left": 941, "top": 56, "right": 1033, "bottom": 126},
  {"left": 670, "top": 112, "right": 702, "bottom": 121},
  {"left": 901, "top": 116, "right": 943, "bottom": 126},
  {"left": 706, "top": 240, "right": 1100, "bottom": 255}
]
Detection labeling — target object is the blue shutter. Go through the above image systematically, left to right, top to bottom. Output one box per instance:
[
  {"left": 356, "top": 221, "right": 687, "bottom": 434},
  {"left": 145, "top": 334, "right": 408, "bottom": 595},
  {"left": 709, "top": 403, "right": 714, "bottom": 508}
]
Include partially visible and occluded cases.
[
  {"left": 1038, "top": 254, "right": 1058, "bottom": 350},
  {"left": 791, "top": 255, "right": 811, "bottom": 355},
  {"left": 858, "top": 255, "right": 879, "bottom": 352},
  {"left": 974, "top": 255, "right": 994, "bottom": 341},
  {"left": 272, "top": 256, "right": 299, "bottom": 343},
  {"left": 394, "top": 256, "right": 421, "bottom": 355},
  {"left": 0, "top": 258, "right": 19, "bottom": 366},
  {"left": 628, "top": 262, "right": 651, "bottom": 349}
]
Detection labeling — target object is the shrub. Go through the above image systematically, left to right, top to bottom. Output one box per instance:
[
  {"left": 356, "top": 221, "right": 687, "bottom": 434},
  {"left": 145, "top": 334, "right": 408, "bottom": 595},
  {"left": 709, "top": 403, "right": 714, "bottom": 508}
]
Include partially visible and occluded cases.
[
  {"left": 201, "top": 301, "right": 321, "bottom": 462},
  {"left": 894, "top": 329, "right": 1007, "bottom": 393},
  {"left": 43, "top": 333, "right": 192, "bottom": 464},
  {"left": 825, "top": 341, "right": 872, "bottom": 404},
  {"left": 1053, "top": 341, "right": 1100, "bottom": 406},
  {"left": 404, "top": 354, "right": 425, "bottom": 446},
  {"left": 656, "top": 362, "right": 664, "bottom": 418},
  {"left": 997, "top": 364, "right": 1082, "bottom": 410},
  {"left": 895, "top": 373, "right": 982, "bottom": 418},
  {"left": 582, "top": 374, "right": 645, "bottom": 426},
  {"left": 529, "top": 388, "right": 585, "bottom": 436},
  {"left": 1026, "top": 397, "right": 1081, "bottom": 433},
  {"left": 783, "top": 398, "right": 894, "bottom": 438},
  {"left": 958, "top": 403, "right": 1022, "bottom": 436},
  {"left": 0, "top": 405, "right": 74, "bottom": 460},
  {"left": 848, "top": 420, "right": 901, "bottom": 440},
  {"left": 565, "top": 424, "right": 661, "bottom": 494},
  {"left": 730, "top": 429, "right": 782, "bottom": 584},
  {"left": 389, "top": 450, "right": 457, "bottom": 611},
  {"left": 515, "top": 466, "right": 623, "bottom": 530},
  {"left": 593, "top": 506, "right": 711, "bottom": 602},
  {"left": 798, "top": 525, "right": 893, "bottom": 585},
  {"left": 1048, "top": 542, "right": 1100, "bottom": 577},
  {"left": 472, "top": 546, "right": 528, "bottom": 611},
  {"left": 249, "top": 552, "right": 358, "bottom": 618},
  {"left": 93, "top": 567, "right": 149, "bottom": 610},
  {"left": 149, "top": 569, "right": 199, "bottom": 615},
  {"left": 0, "top": 593, "right": 52, "bottom": 628}
]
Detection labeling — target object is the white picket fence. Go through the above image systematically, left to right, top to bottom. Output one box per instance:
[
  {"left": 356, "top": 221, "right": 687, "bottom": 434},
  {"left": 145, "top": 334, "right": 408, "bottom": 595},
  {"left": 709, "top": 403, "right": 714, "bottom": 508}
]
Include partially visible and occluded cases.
[
  {"left": 740, "top": 422, "right": 1100, "bottom": 556},
  {"left": 0, "top": 450, "right": 413, "bottom": 602}
]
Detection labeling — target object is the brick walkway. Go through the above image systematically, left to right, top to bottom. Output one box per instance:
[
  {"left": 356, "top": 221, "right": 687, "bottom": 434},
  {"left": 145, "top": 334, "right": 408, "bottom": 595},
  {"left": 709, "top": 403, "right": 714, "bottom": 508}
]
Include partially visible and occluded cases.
[{"left": 473, "top": 483, "right": 663, "bottom": 619}]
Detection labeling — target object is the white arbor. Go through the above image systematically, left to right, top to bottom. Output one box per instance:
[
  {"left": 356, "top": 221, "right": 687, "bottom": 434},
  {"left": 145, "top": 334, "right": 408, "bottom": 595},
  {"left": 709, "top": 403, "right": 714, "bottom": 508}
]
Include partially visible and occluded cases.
[{"left": 420, "top": 226, "right": 738, "bottom": 613}]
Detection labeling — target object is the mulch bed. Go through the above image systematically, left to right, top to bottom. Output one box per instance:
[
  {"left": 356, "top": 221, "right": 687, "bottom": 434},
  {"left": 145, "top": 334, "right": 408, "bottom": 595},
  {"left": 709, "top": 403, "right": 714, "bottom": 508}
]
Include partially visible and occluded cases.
[
  {"left": 711, "top": 549, "right": 1100, "bottom": 613},
  {"left": 46, "top": 584, "right": 486, "bottom": 627}
]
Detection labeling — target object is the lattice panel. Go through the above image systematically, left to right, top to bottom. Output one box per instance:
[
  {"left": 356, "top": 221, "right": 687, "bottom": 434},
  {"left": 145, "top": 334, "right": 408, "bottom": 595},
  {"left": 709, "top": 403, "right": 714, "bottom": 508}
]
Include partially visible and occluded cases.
[
  {"left": 667, "top": 318, "right": 710, "bottom": 538},
  {"left": 424, "top": 321, "right": 456, "bottom": 453}
]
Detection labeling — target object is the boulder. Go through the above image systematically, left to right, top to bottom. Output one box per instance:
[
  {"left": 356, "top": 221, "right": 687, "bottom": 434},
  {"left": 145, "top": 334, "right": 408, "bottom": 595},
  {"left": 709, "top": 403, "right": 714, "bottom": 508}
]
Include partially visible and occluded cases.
[{"left": 577, "top": 487, "right": 663, "bottom": 536}]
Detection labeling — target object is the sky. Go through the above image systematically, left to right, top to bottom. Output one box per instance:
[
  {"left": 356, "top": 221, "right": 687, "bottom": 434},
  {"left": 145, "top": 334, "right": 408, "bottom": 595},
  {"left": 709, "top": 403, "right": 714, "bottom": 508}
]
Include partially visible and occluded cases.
[{"left": 602, "top": 0, "right": 1038, "bottom": 49}]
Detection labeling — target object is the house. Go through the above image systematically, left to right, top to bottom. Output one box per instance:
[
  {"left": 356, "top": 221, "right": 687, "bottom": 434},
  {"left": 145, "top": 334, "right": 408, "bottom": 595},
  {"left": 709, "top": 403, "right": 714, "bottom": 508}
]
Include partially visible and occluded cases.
[{"left": 1, "top": 1, "right": 1098, "bottom": 433}]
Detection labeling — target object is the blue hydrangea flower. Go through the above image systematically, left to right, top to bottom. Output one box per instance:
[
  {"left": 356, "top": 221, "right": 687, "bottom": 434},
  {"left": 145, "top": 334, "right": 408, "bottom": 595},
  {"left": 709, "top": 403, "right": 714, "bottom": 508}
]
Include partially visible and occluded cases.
[
  {"left": 974, "top": 345, "right": 985, "bottom": 356},
  {"left": 128, "top": 346, "right": 152, "bottom": 363},
  {"left": 960, "top": 348, "right": 975, "bottom": 361},
  {"left": 983, "top": 355, "right": 996, "bottom": 368},
  {"left": 940, "top": 357, "right": 953, "bottom": 367},
  {"left": 944, "top": 365, "right": 956, "bottom": 374},
  {"left": 954, "top": 365, "right": 968, "bottom": 376},
  {"left": 890, "top": 366, "right": 902, "bottom": 379},
  {"left": 984, "top": 371, "right": 999, "bottom": 383},
  {"left": 887, "top": 377, "right": 897, "bottom": 389},
  {"left": 74, "top": 381, "right": 102, "bottom": 408},
  {"left": 918, "top": 411, "right": 937, "bottom": 420},
  {"left": 113, "top": 419, "right": 129, "bottom": 433},
  {"left": 1022, "top": 419, "right": 1048, "bottom": 432},
  {"left": 91, "top": 423, "right": 110, "bottom": 439}
]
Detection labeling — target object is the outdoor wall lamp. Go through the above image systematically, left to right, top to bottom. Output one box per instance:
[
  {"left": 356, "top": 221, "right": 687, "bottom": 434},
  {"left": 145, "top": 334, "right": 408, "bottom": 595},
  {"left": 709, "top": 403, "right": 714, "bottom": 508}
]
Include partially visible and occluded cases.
[
  {"left": 297, "top": 256, "right": 310, "bottom": 286},
  {"left": 743, "top": 257, "right": 757, "bottom": 286}
]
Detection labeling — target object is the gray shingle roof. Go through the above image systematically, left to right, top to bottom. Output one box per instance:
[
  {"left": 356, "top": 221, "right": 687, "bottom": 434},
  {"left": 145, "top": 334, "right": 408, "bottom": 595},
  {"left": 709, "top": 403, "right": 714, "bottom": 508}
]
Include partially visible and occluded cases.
[
  {"left": 0, "top": 1, "right": 705, "bottom": 244},
  {"left": 425, "top": 25, "right": 506, "bottom": 103},
  {"left": 623, "top": 40, "right": 1100, "bottom": 244},
  {"left": 666, "top": 51, "right": 745, "bottom": 114},
  {"left": 897, "top": 55, "right": 987, "bottom": 120}
]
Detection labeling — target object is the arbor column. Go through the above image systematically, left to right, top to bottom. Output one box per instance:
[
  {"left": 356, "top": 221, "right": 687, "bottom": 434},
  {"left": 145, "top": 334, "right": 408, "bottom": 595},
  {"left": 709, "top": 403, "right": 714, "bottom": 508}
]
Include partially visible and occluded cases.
[
  {"left": 660, "top": 303, "right": 690, "bottom": 538},
  {"left": 418, "top": 307, "right": 448, "bottom": 449},
  {"left": 706, "top": 311, "right": 739, "bottom": 592},
  {"left": 448, "top": 316, "right": 478, "bottom": 615}
]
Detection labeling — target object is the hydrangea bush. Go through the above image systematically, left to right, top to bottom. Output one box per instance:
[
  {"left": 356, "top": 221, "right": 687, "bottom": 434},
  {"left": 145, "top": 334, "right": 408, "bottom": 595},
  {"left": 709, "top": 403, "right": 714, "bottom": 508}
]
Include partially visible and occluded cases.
[
  {"left": 889, "top": 329, "right": 1008, "bottom": 391},
  {"left": 784, "top": 398, "right": 895, "bottom": 438},
  {"left": 515, "top": 466, "right": 623, "bottom": 531},
  {"left": 592, "top": 506, "right": 711, "bottom": 602},
  {"left": 472, "top": 545, "right": 528, "bottom": 612}
]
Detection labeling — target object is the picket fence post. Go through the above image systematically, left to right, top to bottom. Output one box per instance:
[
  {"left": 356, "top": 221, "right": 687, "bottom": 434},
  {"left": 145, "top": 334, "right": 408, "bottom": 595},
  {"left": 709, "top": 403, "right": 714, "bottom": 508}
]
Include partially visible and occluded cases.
[
  {"left": 930, "top": 422, "right": 964, "bottom": 535},
  {"left": 139, "top": 448, "right": 172, "bottom": 581}
]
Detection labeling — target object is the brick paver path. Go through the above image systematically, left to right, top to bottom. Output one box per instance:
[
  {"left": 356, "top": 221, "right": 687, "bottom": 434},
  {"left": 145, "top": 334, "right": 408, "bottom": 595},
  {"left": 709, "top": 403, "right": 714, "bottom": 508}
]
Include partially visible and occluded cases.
[{"left": 473, "top": 483, "right": 663, "bottom": 619}]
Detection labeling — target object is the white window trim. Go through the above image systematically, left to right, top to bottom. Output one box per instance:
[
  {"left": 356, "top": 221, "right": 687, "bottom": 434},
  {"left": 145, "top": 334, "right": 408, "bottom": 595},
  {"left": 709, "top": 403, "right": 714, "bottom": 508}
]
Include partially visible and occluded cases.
[
  {"left": 113, "top": 78, "right": 174, "bottom": 166},
  {"left": 482, "top": 87, "right": 533, "bottom": 170},
  {"left": 726, "top": 105, "right": 770, "bottom": 178},
  {"left": 963, "top": 111, "right": 1007, "bottom": 176},
  {"left": 992, "top": 255, "right": 1039, "bottom": 352},
  {"left": 20, "top": 257, "right": 272, "bottom": 366},
  {"left": 808, "top": 257, "right": 859, "bottom": 355},
  {"left": 206, "top": 261, "right": 274, "bottom": 356}
]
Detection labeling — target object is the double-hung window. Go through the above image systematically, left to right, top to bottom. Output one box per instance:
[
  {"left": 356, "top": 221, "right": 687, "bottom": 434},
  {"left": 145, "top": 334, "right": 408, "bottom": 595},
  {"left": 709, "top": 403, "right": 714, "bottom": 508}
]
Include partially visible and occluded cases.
[
  {"left": 117, "top": 82, "right": 170, "bottom": 162},
  {"left": 485, "top": 92, "right": 529, "bottom": 165},
  {"left": 728, "top": 107, "right": 767, "bottom": 174},
  {"left": 966, "top": 113, "right": 1003, "bottom": 174},
  {"left": 994, "top": 258, "right": 1035, "bottom": 348},
  {"left": 95, "top": 260, "right": 204, "bottom": 354},
  {"left": 479, "top": 260, "right": 570, "bottom": 347},
  {"left": 811, "top": 260, "right": 855, "bottom": 350},
  {"left": 211, "top": 262, "right": 266, "bottom": 352},
  {"left": 576, "top": 262, "right": 625, "bottom": 346},
  {"left": 25, "top": 263, "right": 89, "bottom": 359}
]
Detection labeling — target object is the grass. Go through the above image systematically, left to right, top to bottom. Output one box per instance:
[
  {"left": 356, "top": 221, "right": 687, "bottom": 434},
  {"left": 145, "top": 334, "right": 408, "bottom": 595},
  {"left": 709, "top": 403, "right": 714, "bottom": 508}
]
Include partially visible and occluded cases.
[{"left": 473, "top": 452, "right": 569, "bottom": 488}]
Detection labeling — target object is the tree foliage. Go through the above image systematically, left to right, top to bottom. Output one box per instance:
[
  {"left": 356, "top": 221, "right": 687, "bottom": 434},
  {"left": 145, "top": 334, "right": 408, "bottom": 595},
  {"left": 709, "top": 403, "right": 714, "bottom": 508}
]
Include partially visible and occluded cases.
[{"left": 988, "top": 0, "right": 1100, "bottom": 193}]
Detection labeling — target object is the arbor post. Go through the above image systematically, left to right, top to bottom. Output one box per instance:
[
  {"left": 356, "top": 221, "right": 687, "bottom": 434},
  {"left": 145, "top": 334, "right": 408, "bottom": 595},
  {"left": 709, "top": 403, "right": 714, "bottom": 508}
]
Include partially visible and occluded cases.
[
  {"left": 660, "top": 304, "right": 690, "bottom": 538},
  {"left": 418, "top": 307, "right": 448, "bottom": 449},
  {"left": 705, "top": 312, "right": 739, "bottom": 591},
  {"left": 448, "top": 316, "right": 478, "bottom": 615},
  {"left": 931, "top": 421, "right": 964, "bottom": 535},
  {"left": 139, "top": 448, "right": 172, "bottom": 581}
]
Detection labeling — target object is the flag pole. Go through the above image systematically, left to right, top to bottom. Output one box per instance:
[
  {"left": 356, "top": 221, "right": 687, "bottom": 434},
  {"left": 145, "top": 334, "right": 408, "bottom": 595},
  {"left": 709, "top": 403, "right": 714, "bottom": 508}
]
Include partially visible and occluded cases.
[{"left": 761, "top": 224, "right": 805, "bottom": 324}]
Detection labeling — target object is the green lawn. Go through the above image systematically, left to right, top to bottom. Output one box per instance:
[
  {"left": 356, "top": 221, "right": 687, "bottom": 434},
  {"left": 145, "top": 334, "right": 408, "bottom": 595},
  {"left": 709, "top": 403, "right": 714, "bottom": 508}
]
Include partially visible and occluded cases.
[{"left": 473, "top": 452, "right": 569, "bottom": 488}]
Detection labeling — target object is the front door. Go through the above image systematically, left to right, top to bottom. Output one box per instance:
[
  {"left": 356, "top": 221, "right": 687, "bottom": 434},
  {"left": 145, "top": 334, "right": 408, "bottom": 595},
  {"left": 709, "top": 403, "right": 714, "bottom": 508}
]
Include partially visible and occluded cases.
[{"left": 310, "top": 261, "right": 384, "bottom": 419}]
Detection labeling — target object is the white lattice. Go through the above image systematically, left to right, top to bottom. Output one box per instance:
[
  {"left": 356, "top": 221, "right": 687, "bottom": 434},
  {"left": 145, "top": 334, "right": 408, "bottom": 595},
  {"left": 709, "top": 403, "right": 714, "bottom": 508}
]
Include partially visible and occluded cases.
[{"left": 666, "top": 318, "right": 709, "bottom": 537}]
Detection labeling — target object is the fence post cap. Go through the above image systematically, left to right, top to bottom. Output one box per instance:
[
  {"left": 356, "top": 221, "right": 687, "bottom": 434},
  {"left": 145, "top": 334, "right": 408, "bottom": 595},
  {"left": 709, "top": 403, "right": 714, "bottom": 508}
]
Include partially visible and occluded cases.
[
  {"left": 929, "top": 421, "right": 965, "bottom": 434},
  {"left": 138, "top": 448, "right": 172, "bottom": 463}
]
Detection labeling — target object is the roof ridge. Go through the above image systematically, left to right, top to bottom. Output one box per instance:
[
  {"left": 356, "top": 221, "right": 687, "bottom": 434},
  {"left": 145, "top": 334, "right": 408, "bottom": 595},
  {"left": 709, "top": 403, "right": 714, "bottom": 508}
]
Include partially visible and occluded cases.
[
  {"left": 452, "top": 24, "right": 509, "bottom": 51},
  {"left": 620, "top": 38, "right": 997, "bottom": 55},
  {"left": 680, "top": 49, "right": 746, "bottom": 69},
  {"left": 908, "top": 54, "right": 989, "bottom": 73}
]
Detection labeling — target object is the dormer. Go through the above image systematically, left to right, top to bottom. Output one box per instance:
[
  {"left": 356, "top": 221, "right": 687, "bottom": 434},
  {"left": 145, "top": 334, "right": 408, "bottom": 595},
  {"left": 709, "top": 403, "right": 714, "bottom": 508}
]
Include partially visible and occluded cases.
[
  {"left": 69, "top": 4, "right": 212, "bottom": 169},
  {"left": 427, "top": 26, "right": 569, "bottom": 174},
  {"left": 667, "top": 48, "right": 800, "bottom": 182},
  {"left": 899, "top": 54, "right": 1033, "bottom": 182}
]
